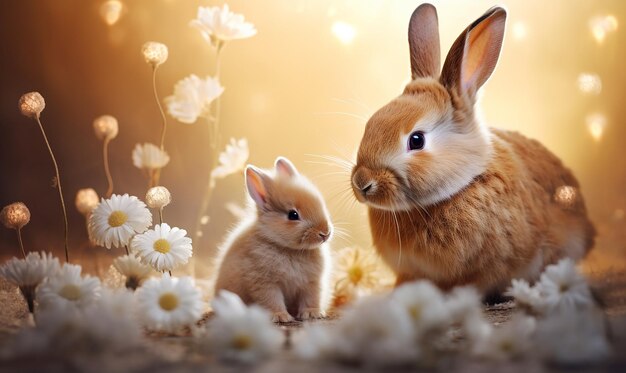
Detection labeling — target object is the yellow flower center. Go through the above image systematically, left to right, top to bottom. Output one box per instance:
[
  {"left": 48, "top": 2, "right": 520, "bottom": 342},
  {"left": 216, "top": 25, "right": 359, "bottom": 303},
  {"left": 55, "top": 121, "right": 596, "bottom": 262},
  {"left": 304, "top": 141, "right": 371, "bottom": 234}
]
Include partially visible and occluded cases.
[
  {"left": 108, "top": 210, "right": 128, "bottom": 227},
  {"left": 153, "top": 239, "right": 171, "bottom": 254},
  {"left": 348, "top": 265, "right": 363, "bottom": 285},
  {"left": 559, "top": 283, "right": 570, "bottom": 293},
  {"left": 59, "top": 284, "right": 81, "bottom": 301},
  {"left": 158, "top": 292, "right": 179, "bottom": 311},
  {"left": 409, "top": 304, "right": 422, "bottom": 320},
  {"left": 232, "top": 334, "right": 253, "bottom": 350},
  {"left": 500, "top": 340, "right": 514, "bottom": 352}
]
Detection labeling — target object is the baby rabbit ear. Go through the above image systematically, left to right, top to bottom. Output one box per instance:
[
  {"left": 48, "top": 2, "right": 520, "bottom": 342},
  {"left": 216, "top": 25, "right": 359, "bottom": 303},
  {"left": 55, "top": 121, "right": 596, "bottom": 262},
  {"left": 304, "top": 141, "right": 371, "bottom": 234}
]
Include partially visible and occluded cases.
[
  {"left": 408, "top": 3, "right": 441, "bottom": 80},
  {"left": 440, "top": 6, "right": 506, "bottom": 101},
  {"left": 275, "top": 157, "right": 298, "bottom": 178},
  {"left": 245, "top": 166, "right": 269, "bottom": 207}
]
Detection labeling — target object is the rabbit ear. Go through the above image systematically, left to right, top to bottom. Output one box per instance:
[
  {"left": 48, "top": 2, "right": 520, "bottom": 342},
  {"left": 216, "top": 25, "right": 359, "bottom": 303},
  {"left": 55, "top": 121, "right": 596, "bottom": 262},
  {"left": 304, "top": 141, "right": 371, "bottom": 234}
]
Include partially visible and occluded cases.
[
  {"left": 408, "top": 3, "right": 441, "bottom": 80},
  {"left": 440, "top": 6, "right": 506, "bottom": 100},
  {"left": 275, "top": 157, "right": 298, "bottom": 178},
  {"left": 245, "top": 166, "right": 270, "bottom": 207}
]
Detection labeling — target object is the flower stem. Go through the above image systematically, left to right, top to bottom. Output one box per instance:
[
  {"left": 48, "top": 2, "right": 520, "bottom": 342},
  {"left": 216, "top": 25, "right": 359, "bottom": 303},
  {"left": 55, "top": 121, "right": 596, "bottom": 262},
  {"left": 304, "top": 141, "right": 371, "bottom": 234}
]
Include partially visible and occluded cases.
[
  {"left": 192, "top": 44, "right": 225, "bottom": 253},
  {"left": 152, "top": 65, "right": 168, "bottom": 186},
  {"left": 35, "top": 116, "right": 70, "bottom": 263},
  {"left": 103, "top": 138, "right": 114, "bottom": 197},
  {"left": 159, "top": 208, "right": 163, "bottom": 225},
  {"left": 16, "top": 228, "right": 26, "bottom": 259},
  {"left": 125, "top": 245, "right": 130, "bottom": 256}
]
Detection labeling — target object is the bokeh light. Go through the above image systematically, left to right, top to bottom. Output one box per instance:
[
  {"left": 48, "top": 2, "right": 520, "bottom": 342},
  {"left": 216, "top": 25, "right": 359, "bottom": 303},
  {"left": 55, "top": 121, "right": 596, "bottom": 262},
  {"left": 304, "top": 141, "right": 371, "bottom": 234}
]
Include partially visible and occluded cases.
[
  {"left": 100, "top": 0, "right": 124, "bottom": 26},
  {"left": 332, "top": 21, "right": 357, "bottom": 45},
  {"left": 577, "top": 73, "right": 602, "bottom": 95},
  {"left": 586, "top": 113, "right": 607, "bottom": 141}
]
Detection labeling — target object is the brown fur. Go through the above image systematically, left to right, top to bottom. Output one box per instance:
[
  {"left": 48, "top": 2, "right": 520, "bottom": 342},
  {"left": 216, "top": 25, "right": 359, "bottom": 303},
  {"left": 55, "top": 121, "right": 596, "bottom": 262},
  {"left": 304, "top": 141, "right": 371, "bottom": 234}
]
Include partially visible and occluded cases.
[
  {"left": 351, "top": 5, "right": 595, "bottom": 293},
  {"left": 214, "top": 158, "right": 332, "bottom": 322}
]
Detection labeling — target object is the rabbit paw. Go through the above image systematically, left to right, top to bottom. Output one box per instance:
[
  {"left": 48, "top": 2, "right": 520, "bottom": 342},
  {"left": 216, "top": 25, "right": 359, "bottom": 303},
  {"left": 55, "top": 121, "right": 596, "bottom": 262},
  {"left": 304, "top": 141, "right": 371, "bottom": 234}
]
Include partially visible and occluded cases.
[
  {"left": 298, "top": 308, "right": 325, "bottom": 320},
  {"left": 272, "top": 311, "right": 295, "bottom": 323}
]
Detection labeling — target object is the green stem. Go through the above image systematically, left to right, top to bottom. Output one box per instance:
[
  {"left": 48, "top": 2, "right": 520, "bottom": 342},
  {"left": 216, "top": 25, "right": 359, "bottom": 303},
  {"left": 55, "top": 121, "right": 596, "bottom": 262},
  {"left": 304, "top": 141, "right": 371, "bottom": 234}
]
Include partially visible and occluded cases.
[{"left": 35, "top": 116, "right": 70, "bottom": 263}]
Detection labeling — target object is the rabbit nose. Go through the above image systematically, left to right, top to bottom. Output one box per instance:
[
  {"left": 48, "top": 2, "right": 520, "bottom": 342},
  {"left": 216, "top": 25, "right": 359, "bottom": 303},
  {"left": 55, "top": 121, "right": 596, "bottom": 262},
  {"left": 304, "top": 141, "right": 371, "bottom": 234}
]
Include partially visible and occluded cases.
[
  {"left": 352, "top": 168, "right": 375, "bottom": 198},
  {"left": 319, "top": 232, "right": 330, "bottom": 242}
]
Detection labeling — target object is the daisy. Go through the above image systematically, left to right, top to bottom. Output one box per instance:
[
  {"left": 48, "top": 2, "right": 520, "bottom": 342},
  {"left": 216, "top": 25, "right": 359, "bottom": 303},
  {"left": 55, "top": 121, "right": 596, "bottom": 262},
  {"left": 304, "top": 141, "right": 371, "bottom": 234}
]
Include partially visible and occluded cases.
[
  {"left": 190, "top": 4, "right": 257, "bottom": 47},
  {"left": 165, "top": 75, "right": 224, "bottom": 124},
  {"left": 210, "top": 138, "right": 249, "bottom": 179},
  {"left": 132, "top": 143, "right": 170, "bottom": 170},
  {"left": 88, "top": 194, "right": 152, "bottom": 249},
  {"left": 131, "top": 223, "right": 193, "bottom": 272},
  {"left": 332, "top": 247, "right": 390, "bottom": 307},
  {"left": 0, "top": 252, "right": 60, "bottom": 312},
  {"left": 113, "top": 254, "right": 153, "bottom": 290},
  {"left": 537, "top": 259, "right": 593, "bottom": 312},
  {"left": 37, "top": 263, "right": 101, "bottom": 311},
  {"left": 135, "top": 274, "right": 203, "bottom": 333},
  {"left": 506, "top": 279, "right": 546, "bottom": 315},
  {"left": 392, "top": 280, "right": 450, "bottom": 335},
  {"left": 446, "top": 286, "right": 491, "bottom": 343},
  {"left": 202, "top": 290, "right": 283, "bottom": 363},
  {"left": 331, "top": 296, "right": 418, "bottom": 365},
  {"left": 473, "top": 313, "right": 536, "bottom": 360}
]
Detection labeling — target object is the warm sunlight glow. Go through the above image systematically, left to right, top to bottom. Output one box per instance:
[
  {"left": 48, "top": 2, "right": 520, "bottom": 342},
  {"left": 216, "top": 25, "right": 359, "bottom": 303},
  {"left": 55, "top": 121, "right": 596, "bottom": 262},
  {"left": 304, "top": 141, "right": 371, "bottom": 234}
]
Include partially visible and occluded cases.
[
  {"left": 100, "top": 0, "right": 123, "bottom": 26},
  {"left": 332, "top": 21, "right": 357, "bottom": 45},
  {"left": 586, "top": 113, "right": 607, "bottom": 141}
]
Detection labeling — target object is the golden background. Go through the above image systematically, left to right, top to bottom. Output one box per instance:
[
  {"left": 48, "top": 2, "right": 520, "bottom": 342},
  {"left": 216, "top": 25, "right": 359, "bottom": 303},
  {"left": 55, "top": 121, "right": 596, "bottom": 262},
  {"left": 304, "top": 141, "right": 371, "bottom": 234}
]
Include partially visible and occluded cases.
[{"left": 0, "top": 0, "right": 624, "bottom": 275}]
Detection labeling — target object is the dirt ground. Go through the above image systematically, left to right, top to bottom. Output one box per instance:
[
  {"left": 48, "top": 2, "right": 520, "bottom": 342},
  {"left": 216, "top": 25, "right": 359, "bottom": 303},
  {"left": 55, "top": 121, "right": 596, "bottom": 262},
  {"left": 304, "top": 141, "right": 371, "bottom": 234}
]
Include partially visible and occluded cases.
[{"left": 0, "top": 271, "right": 625, "bottom": 373}]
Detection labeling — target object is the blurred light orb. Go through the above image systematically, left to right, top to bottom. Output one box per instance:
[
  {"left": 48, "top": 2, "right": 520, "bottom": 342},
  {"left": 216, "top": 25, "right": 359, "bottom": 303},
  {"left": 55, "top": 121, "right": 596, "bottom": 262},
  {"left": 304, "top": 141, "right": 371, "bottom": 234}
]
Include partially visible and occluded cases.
[
  {"left": 100, "top": 0, "right": 124, "bottom": 26},
  {"left": 590, "top": 15, "right": 618, "bottom": 44},
  {"left": 332, "top": 21, "right": 357, "bottom": 45},
  {"left": 511, "top": 21, "right": 528, "bottom": 40},
  {"left": 142, "top": 41, "right": 169, "bottom": 67},
  {"left": 577, "top": 73, "right": 602, "bottom": 95},
  {"left": 18, "top": 92, "right": 45, "bottom": 118},
  {"left": 586, "top": 113, "right": 607, "bottom": 141},
  {"left": 93, "top": 115, "right": 119, "bottom": 141},
  {"left": 145, "top": 186, "right": 172, "bottom": 209},
  {"left": 554, "top": 186, "right": 577, "bottom": 209},
  {"left": 75, "top": 188, "right": 100, "bottom": 216},
  {"left": 1, "top": 202, "right": 31, "bottom": 230},
  {"left": 614, "top": 209, "right": 625, "bottom": 221}
]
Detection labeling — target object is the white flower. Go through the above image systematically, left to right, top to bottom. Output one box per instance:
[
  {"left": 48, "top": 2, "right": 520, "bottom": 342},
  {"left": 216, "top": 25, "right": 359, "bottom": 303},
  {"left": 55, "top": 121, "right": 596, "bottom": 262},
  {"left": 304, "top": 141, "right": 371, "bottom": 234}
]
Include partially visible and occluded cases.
[
  {"left": 190, "top": 4, "right": 257, "bottom": 46},
  {"left": 141, "top": 41, "right": 168, "bottom": 67},
  {"left": 165, "top": 75, "right": 224, "bottom": 124},
  {"left": 211, "top": 138, "right": 249, "bottom": 179},
  {"left": 132, "top": 143, "right": 170, "bottom": 170},
  {"left": 145, "top": 186, "right": 171, "bottom": 209},
  {"left": 75, "top": 188, "right": 99, "bottom": 216},
  {"left": 88, "top": 194, "right": 152, "bottom": 249},
  {"left": 131, "top": 223, "right": 193, "bottom": 272},
  {"left": 0, "top": 252, "right": 60, "bottom": 313},
  {"left": 0, "top": 252, "right": 60, "bottom": 288},
  {"left": 113, "top": 254, "right": 153, "bottom": 290},
  {"left": 537, "top": 259, "right": 593, "bottom": 312},
  {"left": 37, "top": 263, "right": 101, "bottom": 310},
  {"left": 136, "top": 274, "right": 203, "bottom": 333},
  {"left": 506, "top": 279, "right": 546, "bottom": 314},
  {"left": 392, "top": 280, "right": 450, "bottom": 335},
  {"left": 446, "top": 286, "right": 491, "bottom": 343},
  {"left": 203, "top": 290, "right": 283, "bottom": 363},
  {"left": 320, "top": 296, "right": 418, "bottom": 365},
  {"left": 535, "top": 306, "right": 610, "bottom": 365},
  {"left": 474, "top": 313, "right": 536, "bottom": 360}
]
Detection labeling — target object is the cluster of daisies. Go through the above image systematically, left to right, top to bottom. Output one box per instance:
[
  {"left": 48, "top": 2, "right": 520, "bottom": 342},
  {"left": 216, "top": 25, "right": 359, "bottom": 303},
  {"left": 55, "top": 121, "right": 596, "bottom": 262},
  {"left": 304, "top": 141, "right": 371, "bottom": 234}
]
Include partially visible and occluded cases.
[{"left": 295, "top": 258, "right": 610, "bottom": 367}]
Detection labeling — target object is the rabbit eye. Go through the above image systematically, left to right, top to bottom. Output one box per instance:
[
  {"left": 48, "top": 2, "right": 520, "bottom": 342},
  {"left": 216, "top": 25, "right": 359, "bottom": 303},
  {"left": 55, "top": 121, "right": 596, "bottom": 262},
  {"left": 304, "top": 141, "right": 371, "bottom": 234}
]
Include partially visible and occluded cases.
[
  {"left": 408, "top": 131, "right": 425, "bottom": 151},
  {"left": 287, "top": 210, "right": 300, "bottom": 220}
]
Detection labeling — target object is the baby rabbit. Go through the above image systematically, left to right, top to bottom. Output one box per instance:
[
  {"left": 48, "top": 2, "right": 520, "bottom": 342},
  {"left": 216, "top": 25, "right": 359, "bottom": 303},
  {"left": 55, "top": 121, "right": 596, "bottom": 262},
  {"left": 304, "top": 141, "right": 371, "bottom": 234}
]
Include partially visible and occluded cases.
[
  {"left": 351, "top": 4, "right": 595, "bottom": 295},
  {"left": 214, "top": 157, "right": 332, "bottom": 322}
]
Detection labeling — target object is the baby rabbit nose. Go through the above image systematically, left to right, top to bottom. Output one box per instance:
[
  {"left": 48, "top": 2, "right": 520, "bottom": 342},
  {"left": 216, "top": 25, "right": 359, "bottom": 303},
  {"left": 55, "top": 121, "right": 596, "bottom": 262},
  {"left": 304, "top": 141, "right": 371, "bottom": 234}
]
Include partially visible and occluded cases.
[{"left": 318, "top": 232, "right": 330, "bottom": 242}]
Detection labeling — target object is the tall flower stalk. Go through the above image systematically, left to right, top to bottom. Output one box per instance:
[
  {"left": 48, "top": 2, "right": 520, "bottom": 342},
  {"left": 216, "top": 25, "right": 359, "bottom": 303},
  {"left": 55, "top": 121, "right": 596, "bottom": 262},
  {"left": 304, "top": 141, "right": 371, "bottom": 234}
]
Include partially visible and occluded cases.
[
  {"left": 19, "top": 92, "right": 70, "bottom": 263},
  {"left": 93, "top": 115, "right": 119, "bottom": 197}
]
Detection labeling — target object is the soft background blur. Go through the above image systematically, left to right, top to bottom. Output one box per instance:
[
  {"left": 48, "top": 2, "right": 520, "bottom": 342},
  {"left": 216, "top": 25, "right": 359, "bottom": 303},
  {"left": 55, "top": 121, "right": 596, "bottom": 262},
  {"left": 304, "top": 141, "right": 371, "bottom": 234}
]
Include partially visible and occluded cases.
[{"left": 0, "top": 0, "right": 624, "bottom": 276}]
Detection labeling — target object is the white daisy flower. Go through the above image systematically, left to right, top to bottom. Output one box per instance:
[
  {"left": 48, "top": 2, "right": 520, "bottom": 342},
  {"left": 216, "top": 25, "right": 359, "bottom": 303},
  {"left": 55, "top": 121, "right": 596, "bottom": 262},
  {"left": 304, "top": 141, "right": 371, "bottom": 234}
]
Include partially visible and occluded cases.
[
  {"left": 190, "top": 4, "right": 257, "bottom": 47},
  {"left": 165, "top": 74, "right": 224, "bottom": 124},
  {"left": 211, "top": 138, "right": 249, "bottom": 180},
  {"left": 132, "top": 143, "right": 170, "bottom": 170},
  {"left": 88, "top": 194, "right": 152, "bottom": 249},
  {"left": 131, "top": 223, "right": 193, "bottom": 272},
  {"left": 0, "top": 252, "right": 60, "bottom": 312},
  {"left": 112, "top": 254, "right": 153, "bottom": 290},
  {"left": 537, "top": 259, "right": 593, "bottom": 312},
  {"left": 37, "top": 263, "right": 101, "bottom": 311},
  {"left": 135, "top": 274, "right": 203, "bottom": 333},
  {"left": 506, "top": 279, "right": 546, "bottom": 315},
  {"left": 392, "top": 280, "right": 450, "bottom": 335},
  {"left": 446, "top": 286, "right": 491, "bottom": 343},
  {"left": 203, "top": 290, "right": 283, "bottom": 363},
  {"left": 331, "top": 296, "right": 418, "bottom": 365},
  {"left": 535, "top": 306, "right": 610, "bottom": 365},
  {"left": 473, "top": 313, "right": 536, "bottom": 360}
]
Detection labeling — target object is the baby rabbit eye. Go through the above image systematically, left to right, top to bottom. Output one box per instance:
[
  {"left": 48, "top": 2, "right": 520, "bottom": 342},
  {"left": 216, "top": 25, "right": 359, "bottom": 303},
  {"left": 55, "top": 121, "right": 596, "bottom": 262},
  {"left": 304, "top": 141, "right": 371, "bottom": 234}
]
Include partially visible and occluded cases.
[
  {"left": 408, "top": 131, "right": 425, "bottom": 151},
  {"left": 287, "top": 210, "right": 300, "bottom": 221}
]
